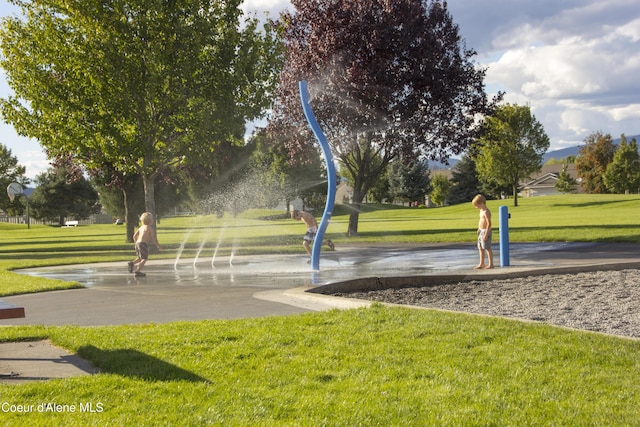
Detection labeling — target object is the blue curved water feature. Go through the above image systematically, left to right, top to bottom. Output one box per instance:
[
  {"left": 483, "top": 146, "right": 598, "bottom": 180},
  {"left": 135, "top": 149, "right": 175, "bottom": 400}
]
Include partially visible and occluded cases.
[{"left": 298, "top": 80, "right": 337, "bottom": 271}]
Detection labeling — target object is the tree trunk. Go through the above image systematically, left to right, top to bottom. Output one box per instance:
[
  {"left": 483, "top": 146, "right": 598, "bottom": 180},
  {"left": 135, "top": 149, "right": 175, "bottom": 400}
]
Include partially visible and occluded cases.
[
  {"left": 142, "top": 172, "right": 158, "bottom": 221},
  {"left": 512, "top": 183, "right": 519, "bottom": 207},
  {"left": 124, "top": 188, "right": 138, "bottom": 243},
  {"left": 347, "top": 188, "right": 366, "bottom": 236},
  {"left": 347, "top": 208, "right": 360, "bottom": 237}
]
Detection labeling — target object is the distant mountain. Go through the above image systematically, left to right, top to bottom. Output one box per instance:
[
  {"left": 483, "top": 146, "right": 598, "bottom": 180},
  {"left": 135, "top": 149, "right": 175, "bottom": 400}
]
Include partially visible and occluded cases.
[
  {"left": 427, "top": 134, "right": 639, "bottom": 169},
  {"left": 543, "top": 134, "right": 639, "bottom": 163},
  {"left": 543, "top": 146, "right": 582, "bottom": 163},
  {"left": 429, "top": 158, "right": 459, "bottom": 170}
]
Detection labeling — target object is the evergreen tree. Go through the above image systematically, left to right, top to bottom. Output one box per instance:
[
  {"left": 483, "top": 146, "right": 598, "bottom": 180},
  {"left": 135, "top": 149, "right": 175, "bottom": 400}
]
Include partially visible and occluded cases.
[
  {"left": 603, "top": 135, "right": 640, "bottom": 194},
  {"left": 448, "top": 154, "right": 481, "bottom": 205},
  {"left": 388, "top": 160, "right": 431, "bottom": 206},
  {"left": 555, "top": 164, "right": 578, "bottom": 194}
]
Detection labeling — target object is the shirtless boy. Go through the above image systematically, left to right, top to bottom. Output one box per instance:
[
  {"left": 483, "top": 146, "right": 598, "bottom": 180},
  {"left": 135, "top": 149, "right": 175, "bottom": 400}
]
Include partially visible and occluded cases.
[
  {"left": 472, "top": 194, "right": 494, "bottom": 269},
  {"left": 291, "top": 210, "right": 335, "bottom": 261},
  {"left": 128, "top": 212, "right": 162, "bottom": 276}
]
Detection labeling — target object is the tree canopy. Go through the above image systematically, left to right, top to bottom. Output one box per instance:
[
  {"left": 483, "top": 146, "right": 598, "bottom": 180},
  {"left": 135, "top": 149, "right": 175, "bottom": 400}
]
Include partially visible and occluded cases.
[
  {"left": 0, "top": 0, "right": 282, "bottom": 237},
  {"left": 270, "top": 0, "right": 497, "bottom": 235},
  {"left": 474, "top": 103, "right": 550, "bottom": 206},
  {"left": 575, "top": 131, "right": 616, "bottom": 194},
  {"left": 603, "top": 134, "right": 640, "bottom": 194},
  {"left": 387, "top": 159, "right": 431, "bottom": 206},
  {"left": 30, "top": 160, "right": 100, "bottom": 225},
  {"left": 430, "top": 173, "right": 451, "bottom": 206}
]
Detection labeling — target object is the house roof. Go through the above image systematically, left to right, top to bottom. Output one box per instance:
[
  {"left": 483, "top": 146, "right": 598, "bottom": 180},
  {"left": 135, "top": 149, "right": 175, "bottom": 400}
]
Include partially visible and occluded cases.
[
  {"left": 520, "top": 163, "right": 578, "bottom": 185},
  {"left": 524, "top": 172, "right": 559, "bottom": 187}
]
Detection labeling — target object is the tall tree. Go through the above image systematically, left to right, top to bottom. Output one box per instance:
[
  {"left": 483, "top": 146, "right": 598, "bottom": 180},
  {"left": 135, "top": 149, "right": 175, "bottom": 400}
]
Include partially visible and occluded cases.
[
  {"left": 0, "top": 0, "right": 282, "bottom": 238},
  {"left": 270, "top": 0, "right": 497, "bottom": 235},
  {"left": 474, "top": 103, "right": 550, "bottom": 206},
  {"left": 249, "top": 129, "right": 326, "bottom": 213},
  {"left": 575, "top": 131, "right": 616, "bottom": 194},
  {"left": 603, "top": 134, "right": 640, "bottom": 194},
  {"left": 0, "top": 143, "right": 28, "bottom": 215},
  {"left": 340, "top": 150, "right": 388, "bottom": 204},
  {"left": 448, "top": 153, "right": 481, "bottom": 205},
  {"left": 388, "top": 159, "right": 431, "bottom": 206},
  {"left": 30, "top": 160, "right": 101, "bottom": 225},
  {"left": 430, "top": 173, "right": 451, "bottom": 206}
]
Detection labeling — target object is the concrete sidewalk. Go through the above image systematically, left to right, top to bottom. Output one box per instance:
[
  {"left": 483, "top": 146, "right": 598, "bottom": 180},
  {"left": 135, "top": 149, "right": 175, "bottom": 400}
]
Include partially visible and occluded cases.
[{"left": 1, "top": 242, "right": 638, "bottom": 384}]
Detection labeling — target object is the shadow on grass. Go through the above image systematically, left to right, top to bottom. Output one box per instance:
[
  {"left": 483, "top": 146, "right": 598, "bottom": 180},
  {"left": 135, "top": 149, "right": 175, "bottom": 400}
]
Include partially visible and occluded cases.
[
  {"left": 551, "top": 199, "right": 638, "bottom": 208},
  {"left": 351, "top": 224, "right": 640, "bottom": 242},
  {"left": 511, "top": 225, "right": 640, "bottom": 242},
  {"left": 353, "top": 228, "right": 474, "bottom": 239},
  {"left": 0, "top": 251, "right": 132, "bottom": 261},
  {"left": 78, "top": 345, "right": 209, "bottom": 383}
]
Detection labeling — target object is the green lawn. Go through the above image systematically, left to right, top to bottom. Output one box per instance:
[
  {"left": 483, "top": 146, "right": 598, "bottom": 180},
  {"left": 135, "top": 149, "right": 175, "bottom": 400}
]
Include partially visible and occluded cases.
[
  {"left": 1, "top": 194, "right": 639, "bottom": 425},
  {"left": 2, "top": 306, "right": 639, "bottom": 426}
]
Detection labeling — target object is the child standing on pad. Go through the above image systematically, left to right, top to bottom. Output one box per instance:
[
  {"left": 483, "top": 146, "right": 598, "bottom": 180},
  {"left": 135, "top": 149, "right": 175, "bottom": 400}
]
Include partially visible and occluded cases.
[
  {"left": 472, "top": 194, "right": 494, "bottom": 269},
  {"left": 291, "top": 210, "right": 335, "bottom": 262},
  {"left": 128, "top": 212, "right": 162, "bottom": 276}
]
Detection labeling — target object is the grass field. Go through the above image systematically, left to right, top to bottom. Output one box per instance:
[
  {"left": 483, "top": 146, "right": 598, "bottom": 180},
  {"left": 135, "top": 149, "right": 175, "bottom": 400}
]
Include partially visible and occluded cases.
[
  {"left": 1, "top": 194, "right": 639, "bottom": 425},
  {"left": 2, "top": 306, "right": 639, "bottom": 426}
]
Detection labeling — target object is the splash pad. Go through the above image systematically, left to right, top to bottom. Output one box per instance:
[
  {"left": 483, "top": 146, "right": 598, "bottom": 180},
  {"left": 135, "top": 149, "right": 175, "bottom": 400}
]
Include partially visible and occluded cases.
[{"left": 18, "top": 244, "right": 484, "bottom": 289}]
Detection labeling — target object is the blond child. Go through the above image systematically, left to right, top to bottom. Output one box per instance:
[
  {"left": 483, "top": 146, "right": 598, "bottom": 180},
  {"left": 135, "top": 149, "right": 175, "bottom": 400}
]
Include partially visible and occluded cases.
[
  {"left": 472, "top": 194, "right": 494, "bottom": 269},
  {"left": 291, "top": 210, "right": 335, "bottom": 262},
  {"left": 128, "top": 212, "right": 162, "bottom": 276}
]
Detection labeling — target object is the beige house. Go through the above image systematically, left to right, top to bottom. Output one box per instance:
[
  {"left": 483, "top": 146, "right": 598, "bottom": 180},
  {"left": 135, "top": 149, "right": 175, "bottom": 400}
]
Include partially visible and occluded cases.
[{"left": 520, "top": 163, "right": 581, "bottom": 197}]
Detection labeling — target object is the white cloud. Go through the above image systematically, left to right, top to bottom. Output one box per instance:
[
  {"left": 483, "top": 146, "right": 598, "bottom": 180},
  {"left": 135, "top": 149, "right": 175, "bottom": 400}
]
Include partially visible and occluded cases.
[
  {"left": 241, "top": 0, "right": 290, "bottom": 18},
  {"left": 466, "top": 0, "right": 640, "bottom": 149}
]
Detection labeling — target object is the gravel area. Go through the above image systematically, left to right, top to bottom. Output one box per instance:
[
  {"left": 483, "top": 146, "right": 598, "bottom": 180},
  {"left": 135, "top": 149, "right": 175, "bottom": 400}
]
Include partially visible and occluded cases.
[{"left": 334, "top": 269, "right": 640, "bottom": 339}]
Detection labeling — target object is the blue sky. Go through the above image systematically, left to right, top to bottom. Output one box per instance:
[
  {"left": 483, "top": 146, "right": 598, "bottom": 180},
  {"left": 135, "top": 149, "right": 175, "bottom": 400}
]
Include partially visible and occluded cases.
[{"left": 1, "top": 0, "right": 639, "bottom": 179}]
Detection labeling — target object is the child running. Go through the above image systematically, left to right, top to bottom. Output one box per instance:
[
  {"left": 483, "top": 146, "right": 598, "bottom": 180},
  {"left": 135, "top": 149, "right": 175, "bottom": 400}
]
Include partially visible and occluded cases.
[
  {"left": 472, "top": 194, "right": 494, "bottom": 269},
  {"left": 291, "top": 210, "right": 335, "bottom": 262},
  {"left": 128, "top": 212, "right": 162, "bottom": 277}
]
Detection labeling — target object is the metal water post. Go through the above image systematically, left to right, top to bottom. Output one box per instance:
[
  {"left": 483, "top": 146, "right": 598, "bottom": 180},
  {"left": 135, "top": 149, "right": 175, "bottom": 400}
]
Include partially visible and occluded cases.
[
  {"left": 298, "top": 80, "right": 337, "bottom": 271},
  {"left": 499, "top": 205, "right": 510, "bottom": 267}
]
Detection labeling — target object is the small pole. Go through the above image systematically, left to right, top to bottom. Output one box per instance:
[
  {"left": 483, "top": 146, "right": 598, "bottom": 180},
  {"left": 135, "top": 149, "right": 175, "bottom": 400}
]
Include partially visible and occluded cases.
[
  {"left": 25, "top": 197, "right": 30, "bottom": 229},
  {"left": 499, "top": 206, "right": 510, "bottom": 267}
]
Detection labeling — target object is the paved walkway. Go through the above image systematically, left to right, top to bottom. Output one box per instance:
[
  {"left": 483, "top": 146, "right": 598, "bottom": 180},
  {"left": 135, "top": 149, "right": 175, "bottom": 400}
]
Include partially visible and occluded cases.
[{"left": 1, "top": 242, "right": 638, "bottom": 383}]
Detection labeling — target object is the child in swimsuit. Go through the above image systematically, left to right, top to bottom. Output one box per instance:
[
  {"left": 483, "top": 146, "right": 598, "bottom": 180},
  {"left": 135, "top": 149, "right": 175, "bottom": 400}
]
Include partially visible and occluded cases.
[
  {"left": 472, "top": 194, "right": 494, "bottom": 269},
  {"left": 291, "top": 210, "right": 335, "bottom": 262},
  {"left": 128, "top": 212, "right": 162, "bottom": 276}
]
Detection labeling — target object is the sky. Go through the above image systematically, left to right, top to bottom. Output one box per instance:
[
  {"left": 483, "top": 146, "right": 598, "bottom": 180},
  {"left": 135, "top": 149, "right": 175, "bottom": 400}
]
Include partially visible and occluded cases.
[{"left": 1, "top": 0, "right": 639, "bottom": 180}]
